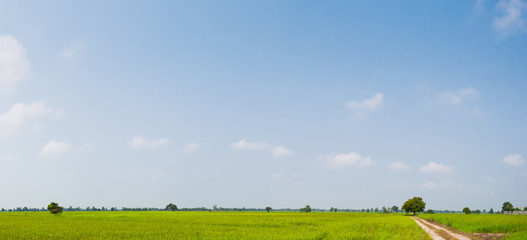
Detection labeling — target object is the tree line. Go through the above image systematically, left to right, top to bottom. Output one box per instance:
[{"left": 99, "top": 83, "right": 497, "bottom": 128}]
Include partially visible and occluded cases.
[{"left": 3, "top": 199, "right": 523, "bottom": 215}]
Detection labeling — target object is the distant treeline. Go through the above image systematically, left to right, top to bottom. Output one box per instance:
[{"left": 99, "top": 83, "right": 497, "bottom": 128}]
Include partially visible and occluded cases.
[{"left": 0, "top": 206, "right": 508, "bottom": 214}]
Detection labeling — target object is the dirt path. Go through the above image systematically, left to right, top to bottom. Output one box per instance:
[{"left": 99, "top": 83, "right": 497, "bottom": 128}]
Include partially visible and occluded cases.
[{"left": 411, "top": 217, "right": 471, "bottom": 240}]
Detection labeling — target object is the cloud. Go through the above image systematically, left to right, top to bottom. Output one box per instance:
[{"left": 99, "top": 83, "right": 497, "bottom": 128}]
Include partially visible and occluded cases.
[
  {"left": 473, "top": 0, "right": 488, "bottom": 17},
  {"left": 493, "top": 0, "right": 527, "bottom": 37},
  {"left": 0, "top": 35, "right": 31, "bottom": 94},
  {"left": 62, "top": 41, "right": 86, "bottom": 59},
  {"left": 438, "top": 87, "right": 478, "bottom": 105},
  {"left": 346, "top": 92, "right": 384, "bottom": 110},
  {"left": 0, "top": 101, "right": 63, "bottom": 136},
  {"left": 129, "top": 136, "right": 171, "bottom": 149},
  {"left": 230, "top": 139, "right": 293, "bottom": 158},
  {"left": 231, "top": 139, "right": 270, "bottom": 150},
  {"left": 40, "top": 140, "right": 71, "bottom": 158},
  {"left": 184, "top": 143, "right": 200, "bottom": 153},
  {"left": 272, "top": 146, "right": 293, "bottom": 158},
  {"left": 322, "top": 152, "right": 373, "bottom": 168},
  {"left": 1, "top": 154, "right": 15, "bottom": 164},
  {"left": 502, "top": 154, "right": 524, "bottom": 166},
  {"left": 389, "top": 161, "right": 411, "bottom": 171},
  {"left": 420, "top": 162, "right": 453, "bottom": 173},
  {"left": 269, "top": 173, "right": 285, "bottom": 180}
]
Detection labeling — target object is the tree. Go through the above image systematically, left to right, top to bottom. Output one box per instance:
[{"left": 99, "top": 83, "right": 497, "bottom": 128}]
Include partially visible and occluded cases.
[
  {"left": 401, "top": 197, "right": 426, "bottom": 215},
  {"left": 47, "top": 202, "right": 63, "bottom": 214},
  {"left": 502, "top": 202, "right": 513, "bottom": 214},
  {"left": 165, "top": 203, "right": 178, "bottom": 211},
  {"left": 300, "top": 205, "right": 312, "bottom": 212},
  {"left": 391, "top": 205, "right": 399, "bottom": 213},
  {"left": 266, "top": 207, "right": 272, "bottom": 212},
  {"left": 382, "top": 207, "right": 388, "bottom": 214},
  {"left": 463, "top": 207, "right": 471, "bottom": 214},
  {"left": 489, "top": 208, "right": 494, "bottom": 214},
  {"left": 426, "top": 209, "right": 435, "bottom": 214}
]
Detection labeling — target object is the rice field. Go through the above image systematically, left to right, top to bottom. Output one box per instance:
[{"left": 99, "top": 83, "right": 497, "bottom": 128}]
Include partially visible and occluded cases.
[
  {"left": 0, "top": 211, "right": 429, "bottom": 239},
  {"left": 419, "top": 213, "right": 527, "bottom": 240}
]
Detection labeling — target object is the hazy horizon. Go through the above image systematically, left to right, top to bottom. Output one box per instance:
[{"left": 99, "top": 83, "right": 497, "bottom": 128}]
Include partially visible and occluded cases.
[{"left": 1, "top": 0, "right": 526, "bottom": 211}]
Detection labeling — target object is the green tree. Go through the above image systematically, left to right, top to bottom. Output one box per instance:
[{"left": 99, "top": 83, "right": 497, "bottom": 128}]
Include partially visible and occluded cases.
[
  {"left": 401, "top": 197, "right": 426, "bottom": 215},
  {"left": 47, "top": 202, "right": 63, "bottom": 214},
  {"left": 502, "top": 202, "right": 513, "bottom": 214},
  {"left": 165, "top": 203, "right": 178, "bottom": 211},
  {"left": 300, "top": 205, "right": 312, "bottom": 212},
  {"left": 391, "top": 205, "right": 399, "bottom": 213},
  {"left": 265, "top": 206, "right": 272, "bottom": 212},
  {"left": 463, "top": 207, "right": 471, "bottom": 214},
  {"left": 489, "top": 208, "right": 494, "bottom": 214},
  {"left": 426, "top": 209, "right": 435, "bottom": 214}
]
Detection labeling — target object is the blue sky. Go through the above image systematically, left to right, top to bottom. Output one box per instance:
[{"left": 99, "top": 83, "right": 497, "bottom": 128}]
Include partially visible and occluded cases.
[{"left": 1, "top": 0, "right": 526, "bottom": 211}]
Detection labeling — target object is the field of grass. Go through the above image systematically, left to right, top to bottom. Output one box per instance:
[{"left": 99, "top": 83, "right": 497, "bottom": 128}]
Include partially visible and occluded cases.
[
  {"left": 0, "top": 211, "right": 429, "bottom": 239},
  {"left": 419, "top": 213, "right": 527, "bottom": 239}
]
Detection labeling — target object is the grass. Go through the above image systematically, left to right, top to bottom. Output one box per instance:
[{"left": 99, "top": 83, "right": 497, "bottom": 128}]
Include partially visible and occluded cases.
[
  {"left": 0, "top": 211, "right": 430, "bottom": 239},
  {"left": 419, "top": 213, "right": 527, "bottom": 239}
]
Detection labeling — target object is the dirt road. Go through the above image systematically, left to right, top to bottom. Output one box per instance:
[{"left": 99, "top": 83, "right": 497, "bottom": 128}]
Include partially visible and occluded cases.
[{"left": 411, "top": 217, "right": 471, "bottom": 240}]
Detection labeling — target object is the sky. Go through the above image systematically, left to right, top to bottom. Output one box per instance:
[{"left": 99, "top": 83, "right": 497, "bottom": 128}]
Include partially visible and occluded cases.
[{"left": 0, "top": 0, "right": 526, "bottom": 211}]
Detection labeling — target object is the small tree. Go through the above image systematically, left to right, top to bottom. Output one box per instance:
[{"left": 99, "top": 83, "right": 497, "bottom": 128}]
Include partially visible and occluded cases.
[
  {"left": 401, "top": 197, "right": 426, "bottom": 215},
  {"left": 47, "top": 202, "right": 63, "bottom": 214},
  {"left": 502, "top": 202, "right": 513, "bottom": 214},
  {"left": 165, "top": 203, "right": 178, "bottom": 211},
  {"left": 300, "top": 205, "right": 312, "bottom": 212},
  {"left": 391, "top": 205, "right": 399, "bottom": 213},
  {"left": 266, "top": 206, "right": 272, "bottom": 212},
  {"left": 463, "top": 207, "right": 471, "bottom": 214},
  {"left": 489, "top": 208, "right": 494, "bottom": 214}
]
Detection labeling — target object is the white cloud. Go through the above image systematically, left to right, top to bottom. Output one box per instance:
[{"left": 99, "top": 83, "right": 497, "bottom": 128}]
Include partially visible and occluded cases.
[
  {"left": 493, "top": 0, "right": 527, "bottom": 37},
  {"left": 0, "top": 35, "right": 30, "bottom": 94},
  {"left": 62, "top": 41, "right": 86, "bottom": 59},
  {"left": 438, "top": 87, "right": 478, "bottom": 105},
  {"left": 346, "top": 92, "right": 384, "bottom": 110},
  {"left": 0, "top": 101, "right": 63, "bottom": 136},
  {"left": 130, "top": 136, "right": 171, "bottom": 149},
  {"left": 231, "top": 139, "right": 293, "bottom": 158},
  {"left": 231, "top": 139, "right": 270, "bottom": 150},
  {"left": 40, "top": 140, "right": 71, "bottom": 158},
  {"left": 184, "top": 143, "right": 200, "bottom": 153},
  {"left": 272, "top": 146, "right": 293, "bottom": 158},
  {"left": 322, "top": 152, "right": 373, "bottom": 168},
  {"left": 1, "top": 154, "right": 15, "bottom": 163},
  {"left": 502, "top": 154, "right": 524, "bottom": 166},
  {"left": 389, "top": 161, "right": 411, "bottom": 171},
  {"left": 420, "top": 162, "right": 453, "bottom": 173},
  {"left": 269, "top": 173, "right": 285, "bottom": 180}
]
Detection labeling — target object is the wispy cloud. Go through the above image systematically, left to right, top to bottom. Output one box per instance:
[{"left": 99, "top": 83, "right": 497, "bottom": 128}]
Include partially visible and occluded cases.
[
  {"left": 493, "top": 0, "right": 527, "bottom": 38},
  {"left": 0, "top": 35, "right": 31, "bottom": 94},
  {"left": 62, "top": 41, "right": 86, "bottom": 59},
  {"left": 438, "top": 87, "right": 478, "bottom": 105},
  {"left": 346, "top": 93, "right": 384, "bottom": 115},
  {"left": 0, "top": 101, "right": 63, "bottom": 136},
  {"left": 130, "top": 136, "right": 171, "bottom": 149},
  {"left": 231, "top": 139, "right": 293, "bottom": 158},
  {"left": 40, "top": 140, "right": 72, "bottom": 159},
  {"left": 184, "top": 143, "right": 200, "bottom": 153},
  {"left": 321, "top": 152, "right": 373, "bottom": 168},
  {"left": 502, "top": 154, "right": 524, "bottom": 166},
  {"left": 389, "top": 161, "right": 411, "bottom": 171},
  {"left": 420, "top": 162, "right": 453, "bottom": 173}
]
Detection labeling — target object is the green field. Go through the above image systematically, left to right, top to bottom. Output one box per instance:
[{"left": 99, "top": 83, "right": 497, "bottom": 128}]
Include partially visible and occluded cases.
[
  {"left": 0, "top": 212, "right": 429, "bottom": 239},
  {"left": 419, "top": 213, "right": 527, "bottom": 240}
]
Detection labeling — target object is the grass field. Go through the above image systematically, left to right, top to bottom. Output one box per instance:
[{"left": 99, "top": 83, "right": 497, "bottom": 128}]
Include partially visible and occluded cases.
[
  {"left": 0, "top": 212, "right": 430, "bottom": 239},
  {"left": 419, "top": 213, "right": 527, "bottom": 240}
]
